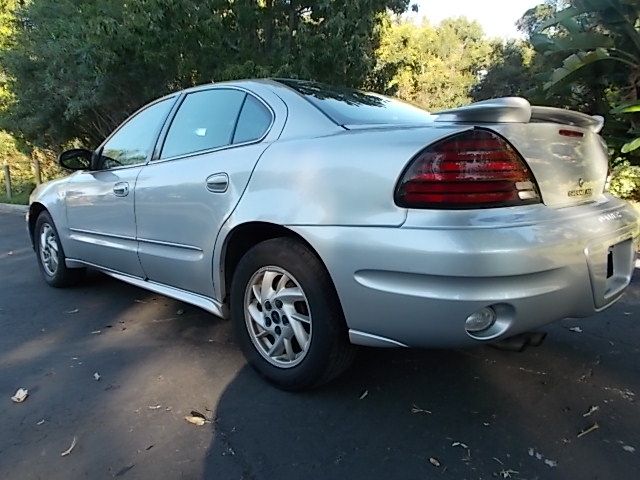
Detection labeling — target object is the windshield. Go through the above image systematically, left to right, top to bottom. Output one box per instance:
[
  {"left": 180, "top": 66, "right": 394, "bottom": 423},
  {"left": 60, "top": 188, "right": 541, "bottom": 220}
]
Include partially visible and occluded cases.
[{"left": 275, "top": 79, "right": 433, "bottom": 126}]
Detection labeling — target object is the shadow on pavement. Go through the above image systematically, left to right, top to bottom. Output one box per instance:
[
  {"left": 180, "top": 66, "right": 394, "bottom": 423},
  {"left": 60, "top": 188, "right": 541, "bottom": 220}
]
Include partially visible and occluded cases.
[{"left": 1, "top": 211, "right": 638, "bottom": 479}]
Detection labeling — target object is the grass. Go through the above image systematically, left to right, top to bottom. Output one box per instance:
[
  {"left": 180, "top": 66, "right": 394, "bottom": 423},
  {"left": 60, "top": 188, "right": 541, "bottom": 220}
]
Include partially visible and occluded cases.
[{"left": 0, "top": 190, "right": 30, "bottom": 205}]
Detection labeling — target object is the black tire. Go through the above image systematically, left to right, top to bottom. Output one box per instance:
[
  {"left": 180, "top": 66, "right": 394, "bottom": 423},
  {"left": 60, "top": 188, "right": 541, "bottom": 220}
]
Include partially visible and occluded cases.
[
  {"left": 34, "top": 211, "right": 85, "bottom": 287},
  {"left": 230, "top": 237, "right": 356, "bottom": 390}
]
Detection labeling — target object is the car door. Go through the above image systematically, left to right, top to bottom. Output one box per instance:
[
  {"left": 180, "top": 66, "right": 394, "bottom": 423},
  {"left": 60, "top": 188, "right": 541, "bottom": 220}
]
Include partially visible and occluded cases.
[
  {"left": 134, "top": 87, "right": 274, "bottom": 297},
  {"left": 64, "top": 96, "right": 175, "bottom": 275}
]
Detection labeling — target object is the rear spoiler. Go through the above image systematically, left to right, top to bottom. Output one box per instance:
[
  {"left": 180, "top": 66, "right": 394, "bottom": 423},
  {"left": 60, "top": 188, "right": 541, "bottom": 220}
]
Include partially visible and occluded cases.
[{"left": 434, "top": 97, "right": 604, "bottom": 133}]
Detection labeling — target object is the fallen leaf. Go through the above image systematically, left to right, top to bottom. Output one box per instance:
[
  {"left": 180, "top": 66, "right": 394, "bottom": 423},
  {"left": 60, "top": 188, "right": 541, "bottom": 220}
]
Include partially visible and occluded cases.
[
  {"left": 66, "top": 308, "right": 79, "bottom": 314},
  {"left": 569, "top": 326, "right": 583, "bottom": 333},
  {"left": 579, "top": 368, "right": 594, "bottom": 382},
  {"left": 93, "top": 372, "right": 101, "bottom": 381},
  {"left": 603, "top": 386, "right": 635, "bottom": 402},
  {"left": 11, "top": 388, "right": 28, "bottom": 403},
  {"left": 359, "top": 390, "right": 368, "bottom": 400},
  {"left": 411, "top": 404, "right": 431, "bottom": 414},
  {"left": 583, "top": 405, "right": 599, "bottom": 417},
  {"left": 190, "top": 410, "right": 207, "bottom": 420},
  {"left": 184, "top": 415, "right": 206, "bottom": 426},
  {"left": 577, "top": 422, "right": 600, "bottom": 438},
  {"left": 61, "top": 436, "right": 77, "bottom": 457},
  {"left": 623, "top": 445, "right": 635, "bottom": 453},
  {"left": 528, "top": 447, "right": 558, "bottom": 467},
  {"left": 429, "top": 457, "right": 440, "bottom": 467},
  {"left": 498, "top": 469, "right": 520, "bottom": 479}
]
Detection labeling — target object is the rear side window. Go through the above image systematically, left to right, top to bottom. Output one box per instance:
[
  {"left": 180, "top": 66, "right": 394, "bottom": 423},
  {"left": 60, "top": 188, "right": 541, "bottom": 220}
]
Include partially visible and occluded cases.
[
  {"left": 276, "top": 79, "right": 432, "bottom": 126},
  {"left": 161, "top": 89, "right": 246, "bottom": 159},
  {"left": 233, "top": 95, "right": 272, "bottom": 144}
]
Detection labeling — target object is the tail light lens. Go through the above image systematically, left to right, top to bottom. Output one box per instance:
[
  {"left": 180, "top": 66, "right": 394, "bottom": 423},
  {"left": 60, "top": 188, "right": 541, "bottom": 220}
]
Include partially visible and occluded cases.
[{"left": 395, "top": 129, "right": 540, "bottom": 209}]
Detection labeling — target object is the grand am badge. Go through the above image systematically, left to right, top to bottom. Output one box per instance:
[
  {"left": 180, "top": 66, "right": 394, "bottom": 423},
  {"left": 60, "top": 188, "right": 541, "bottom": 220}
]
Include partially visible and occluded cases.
[{"left": 568, "top": 177, "right": 592, "bottom": 197}]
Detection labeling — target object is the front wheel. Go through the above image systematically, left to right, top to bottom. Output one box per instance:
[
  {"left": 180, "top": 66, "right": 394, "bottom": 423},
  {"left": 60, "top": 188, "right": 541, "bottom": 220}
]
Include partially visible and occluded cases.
[
  {"left": 35, "top": 211, "right": 85, "bottom": 287},
  {"left": 230, "top": 237, "right": 355, "bottom": 390}
]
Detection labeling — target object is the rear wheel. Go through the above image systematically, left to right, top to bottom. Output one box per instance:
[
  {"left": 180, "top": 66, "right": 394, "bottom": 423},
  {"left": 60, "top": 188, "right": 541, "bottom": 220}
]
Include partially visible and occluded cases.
[
  {"left": 35, "top": 211, "right": 85, "bottom": 287},
  {"left": 230, "top": 237, "right": 355, "bottom": 390}
]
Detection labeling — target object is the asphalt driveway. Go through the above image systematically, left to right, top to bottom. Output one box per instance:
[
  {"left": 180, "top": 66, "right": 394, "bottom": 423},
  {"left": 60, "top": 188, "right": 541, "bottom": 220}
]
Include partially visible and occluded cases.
[{"left": 1, "top": 208, "right": 639, "bottom": 479}]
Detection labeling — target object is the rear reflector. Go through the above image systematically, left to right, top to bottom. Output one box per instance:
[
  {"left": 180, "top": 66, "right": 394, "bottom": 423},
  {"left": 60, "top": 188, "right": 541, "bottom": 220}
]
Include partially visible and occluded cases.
[
  {"left": 395, "top": 129, "right": 540, "bottom": 209},
  {"left": 559, "top": 129, "right": 584, "bottom": 138}
]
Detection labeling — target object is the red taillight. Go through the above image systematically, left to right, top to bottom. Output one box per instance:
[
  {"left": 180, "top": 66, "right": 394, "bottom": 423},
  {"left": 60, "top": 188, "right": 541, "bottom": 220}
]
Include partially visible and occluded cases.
[{"left": 395, "top": 129, "right": 540, "bottom": 209}]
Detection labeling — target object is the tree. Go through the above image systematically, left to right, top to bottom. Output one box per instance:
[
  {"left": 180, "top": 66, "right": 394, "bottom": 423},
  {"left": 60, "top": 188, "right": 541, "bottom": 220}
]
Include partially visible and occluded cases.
[
  {"left": 0, "top": 0, "right": 409, "bottom": 149},
  {"left": 516, "top": 0, "right": 568, "bottom": 38},
  {"left": 532, "top": 0, "right": 640, "bottom": 158},
  {"left": 373, "top": 16, "right": 493, "bottom": 110},
  {"left": 471, "top": 41, "right": 537, "bottom": 101}
]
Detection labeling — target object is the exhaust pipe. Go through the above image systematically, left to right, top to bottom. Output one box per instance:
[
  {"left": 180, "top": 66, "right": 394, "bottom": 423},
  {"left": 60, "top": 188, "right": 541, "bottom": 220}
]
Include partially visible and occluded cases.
[{"left": 490, "top": 331, "right": 547, "bottom": 352}]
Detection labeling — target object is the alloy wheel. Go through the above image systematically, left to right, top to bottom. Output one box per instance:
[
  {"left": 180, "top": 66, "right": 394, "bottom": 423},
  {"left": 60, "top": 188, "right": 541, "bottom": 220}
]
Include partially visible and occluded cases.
[
  {"left": 39, "top": 223, "right": 59, "bottom": 276},
  {"left": 244, "top": 266, "right": 312, "bottom": 368}
]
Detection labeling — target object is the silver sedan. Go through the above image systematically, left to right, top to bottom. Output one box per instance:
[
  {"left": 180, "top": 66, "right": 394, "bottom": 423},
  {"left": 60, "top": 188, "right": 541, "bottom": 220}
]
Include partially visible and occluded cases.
[{"left": 28, "top": 79, "right": 640, "bottom": 389}]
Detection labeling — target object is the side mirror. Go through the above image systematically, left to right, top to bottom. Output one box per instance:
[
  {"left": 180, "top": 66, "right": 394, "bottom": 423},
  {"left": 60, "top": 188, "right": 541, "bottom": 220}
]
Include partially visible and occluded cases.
[{"left": 58, "top": 148, "right": 93, "bottom": 171}]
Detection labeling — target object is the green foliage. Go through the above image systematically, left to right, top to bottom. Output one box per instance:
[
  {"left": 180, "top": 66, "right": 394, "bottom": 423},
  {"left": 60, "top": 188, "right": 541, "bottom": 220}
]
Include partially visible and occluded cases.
[
  {"left": 0, "top": 0, "right": 409, "bottom": 149},
  {"left": 530, "top": 0, "right": 640, "bottom": 188},
  {"left": 516, "top": 1, "right": 567, "bottom": 37},
  {"left": 373, "top": 16, "right": 493, "bottom": 110},
  {"left": 472, "top": 41, "right": 536, "bottom": 101},
  {"left": 0, "top": 130, "right": 62, "bottom": 202},
  {"left": 622, "top": 137, "right": 640, "bottom": 153},
  {"left": 608, "top": 161, "right": 640, "bottom": 201}
]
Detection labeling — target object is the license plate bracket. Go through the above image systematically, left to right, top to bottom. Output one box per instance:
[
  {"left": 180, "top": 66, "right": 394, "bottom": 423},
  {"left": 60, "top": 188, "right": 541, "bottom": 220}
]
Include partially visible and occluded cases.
[
  {"left": 585, "top": 236, "right": 635, "bottom": 308},
  {"left": 607, "top": 249, "right": 614, "bottom": 279}
]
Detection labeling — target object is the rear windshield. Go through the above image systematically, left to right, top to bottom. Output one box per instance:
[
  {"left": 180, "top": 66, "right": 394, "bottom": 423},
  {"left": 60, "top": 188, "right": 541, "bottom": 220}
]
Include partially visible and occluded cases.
[{"left": 276, "top": 79, "right": 433, "bottom": 126}]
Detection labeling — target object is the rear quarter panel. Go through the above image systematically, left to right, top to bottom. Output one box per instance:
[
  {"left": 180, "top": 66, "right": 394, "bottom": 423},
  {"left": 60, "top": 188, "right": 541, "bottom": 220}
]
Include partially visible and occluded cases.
[
  {"left": 213, "top": 124, "right": 467, "bottom": 300},
  {"left": 229, "top": 125, "right": 467, "bottom": 226}
]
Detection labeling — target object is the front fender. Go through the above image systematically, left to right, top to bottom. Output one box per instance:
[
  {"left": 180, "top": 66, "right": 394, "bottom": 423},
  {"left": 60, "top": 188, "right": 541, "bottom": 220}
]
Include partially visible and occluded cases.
[{"left": 28, "top": 176, "right": 71, "bottom": 250}]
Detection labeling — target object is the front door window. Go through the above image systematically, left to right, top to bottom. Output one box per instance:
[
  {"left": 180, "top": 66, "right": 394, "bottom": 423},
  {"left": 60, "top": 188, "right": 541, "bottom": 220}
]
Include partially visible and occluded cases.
[{"left": 100, "top": 97, "right": 174, "bottom": 169}]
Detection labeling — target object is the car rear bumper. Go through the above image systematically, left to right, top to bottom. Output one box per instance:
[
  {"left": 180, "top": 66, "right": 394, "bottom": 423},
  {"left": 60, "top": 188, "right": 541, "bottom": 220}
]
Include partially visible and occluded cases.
[{"left": 289, "top": 195, "right": 639, "bottom": 348}]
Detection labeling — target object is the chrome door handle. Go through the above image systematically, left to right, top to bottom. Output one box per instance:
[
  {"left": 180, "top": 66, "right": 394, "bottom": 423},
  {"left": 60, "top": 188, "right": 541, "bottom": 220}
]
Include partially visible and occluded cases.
[
  {"left": 206, "top": 173, "right": 229, "bottom": 193},
  {"left": 113, "top": 182, "right": 129, "bottom": 197}
]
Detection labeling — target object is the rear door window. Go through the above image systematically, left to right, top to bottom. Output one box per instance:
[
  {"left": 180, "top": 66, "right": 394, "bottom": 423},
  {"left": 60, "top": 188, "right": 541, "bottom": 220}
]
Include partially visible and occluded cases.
[{"left": 161, "top": 89, "right": 246, "bottom": 159}]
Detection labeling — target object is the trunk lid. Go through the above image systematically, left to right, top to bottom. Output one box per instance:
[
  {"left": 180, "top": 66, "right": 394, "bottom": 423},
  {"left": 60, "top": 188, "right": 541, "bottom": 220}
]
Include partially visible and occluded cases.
[{"left": 434, "top": 98, "right": 608, "bottom": 208}]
